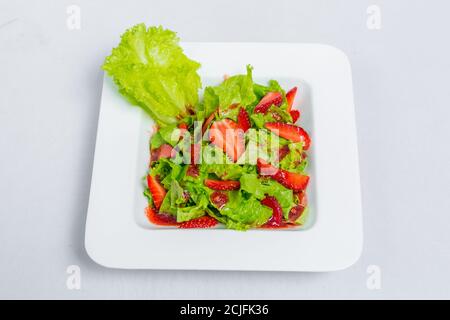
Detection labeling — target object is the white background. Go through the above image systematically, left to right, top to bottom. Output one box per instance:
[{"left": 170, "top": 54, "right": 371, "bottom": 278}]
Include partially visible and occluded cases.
[{"left": 1, "top": 0, "right": 449, "bottom": 299}]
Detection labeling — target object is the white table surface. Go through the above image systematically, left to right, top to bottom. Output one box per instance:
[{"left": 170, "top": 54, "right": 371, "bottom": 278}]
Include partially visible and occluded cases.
[{"left": 1, "top": 0, "right": 449, "bottom": 299}]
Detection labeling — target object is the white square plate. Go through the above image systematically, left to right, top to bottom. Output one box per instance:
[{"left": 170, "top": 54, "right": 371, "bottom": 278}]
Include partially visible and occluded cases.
[{"left": 85, "top": 43, "right": 363, "bottom": 271}]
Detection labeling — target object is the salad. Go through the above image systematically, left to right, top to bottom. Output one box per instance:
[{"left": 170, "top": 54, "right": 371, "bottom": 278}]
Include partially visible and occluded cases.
[{"left": 103, "top": 24, "right": 311, "bottom": 230}]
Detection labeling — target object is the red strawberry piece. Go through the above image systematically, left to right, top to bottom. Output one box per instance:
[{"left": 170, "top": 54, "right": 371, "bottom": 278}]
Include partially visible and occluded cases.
[
  {"left": 286, "top": 87, "right": 298, "bottom": 112},
  {"left": 254, "top": 92, "right": 283, "bottom": 114},
  {"left": 237, "top": 107, "right": 251, "bottom": 132},
  {"left": 202, "top": 110, "right": 217, "bottom": 134},
  {"left": 290, "top": 110, "right": 300, "bottom": 123},
  {"left": 209, "top": 119, "right": 245, "bottom": 162},
  {"left": 264, "top": 122, "right": 311, "bottom": 150},
  {"left": 177, "top": 123, "right": 189, "bottom": 139},
  {"left": 178, "top": 123, "right": 189, "bottom": 130},
  {"left": 190, "top": 143, "right": 201, "bottom": 164},
  {"left": 150, "top": 144, "right": 174, "bottom": 162},
  {"left": 158, "top": 144, "right": 174, "bottom": 159},
  {"left": 278, "top": 145, "right": 290, "bottom": 161},
  {"left": 150, "top": 148, "right": 159, "bottom": 162},
  {"left": 256, "top": 158, "right": 310, "bottom": 192},
  {"left": 256, "top": 158, "right": 279, "bottom": 176},
  {"left": 186, "top": 165, "right": 199, "bottom": 178},
  {"left": 275, "top": 169, "right": 310, "bottom": 192},
  {"left": 147, "top": 175, "right": 167, "bottom": 209},
  {"left": 204, "top": 179, "right": 240, "bottom": 191},
  {"left": 288, "top": 190, "right": 307, "bottom": 223},
  {"left": 296, "top": 190, "right": 308, "bottom": 207},
  {"left": 210, "top": 191, "right": 228, "bottom": 209},
  {"left": 261, "top": 196, "right": 283, "bottom": 227},
  {"left": 288, "top": 205, "right": 305, "bottom": 223},
  {"left": 145, "top": 206, "right": 178, "bottom": 226},
  {"left": 179, "top": 216, "right": 218, "bottom": 229}
]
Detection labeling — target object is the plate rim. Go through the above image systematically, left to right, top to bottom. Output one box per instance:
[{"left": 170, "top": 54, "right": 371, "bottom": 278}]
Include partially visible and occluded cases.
[{"left": 85, "top": 42, "right": 363, "bottom": 271}]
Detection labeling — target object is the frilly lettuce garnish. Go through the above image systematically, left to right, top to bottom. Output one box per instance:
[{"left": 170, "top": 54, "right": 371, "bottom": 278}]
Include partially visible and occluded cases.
[{"left": 103, "top": 24, "right": 201, "bottom": 126}]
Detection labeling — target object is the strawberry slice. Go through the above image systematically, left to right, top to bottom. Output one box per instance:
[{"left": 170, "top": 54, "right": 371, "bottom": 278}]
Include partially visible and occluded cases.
[
  {"left": 286, "top": 87, "right": 297, "bottom": 112},
  {"left": 254, "top": 92, "right": 283, "bottom": 114},
  {"left": 237, "top": 107, "right": 251, "bottom": 132},
  {"left": 202, "top": 110, "right": 217, "bottom": 134},
  {"left": 290, "top": 110, "right": 300, "bottom": 123},
  {"left": 209, "top": 119, "right": 245, "bottom": 162},
  {"left": 264, "top": 122, "right": 311, "bottom": 150},
  {"left": 178, "top": 123, "right": 189, "bottom": 130},
  {"left": 190, "top": 143, "right": 201, "bottom": 164},
  {"left": 150, "top": 144, "right": 174, "bottom": 162},
  {"left": 158, "top": 144, "right": 174, "bottom": 159},
  {"left": 278, "top": 145, "right": 290, "bottom": 162},
  {"left": 256, "top": 159, "right": 310, "bottom": 192},
  {"left": 186, "top": 165, "right": 199, "bottom": 178},
  {"left": 274, "top": 168, "right": 310, "bottom": 192},
  {"left": 147, "top": 175, "right": 167, "bottom": 209},
  {"left": 205, "top": 179, "right": 240, "bottom": 190},
  {"left": 288, "top": 190, "right": 307, "bottom": 223},
  {"left": 210, "top": 191, "right": 228, "bottom": 209},
  {"left": 261, "top": 196, "right": 283, "bottom": 227},
  {"left": 288, "top": 205, "right": 305, "bottom": 223},
  {"left": 145, "top": 206, "right": 178, "bottom": 226},
  {"left": 179, "top": 216, "right": 218, "bottom": 229}
]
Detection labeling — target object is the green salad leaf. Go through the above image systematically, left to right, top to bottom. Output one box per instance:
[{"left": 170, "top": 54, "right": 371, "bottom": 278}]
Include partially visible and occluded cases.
[
  {"left": 103, "top": 24, "right": 201, "bottom": 127},
  {"left": 204, "top": 65, "right": 256, "bottom": 112}
]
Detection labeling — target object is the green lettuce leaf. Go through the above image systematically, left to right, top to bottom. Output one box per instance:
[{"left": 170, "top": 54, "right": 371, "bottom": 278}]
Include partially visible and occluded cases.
[
  {"left": 103, "top": 24, "right": 201, "bottom": 127},
  {"left": 204, "top": 65, "right": 256, "bottom": 112},
  {"left": 279, "top": 142, "right": 308, "bottom": 174},
  {"left": 150, "top": 158, "right": 183, "bottom": 189},
  {"left": 240, "top": 173, "right": 295, "bottom": 218},
  {"left": 220, "top": 191, "right": 272, "bottom": 228}
]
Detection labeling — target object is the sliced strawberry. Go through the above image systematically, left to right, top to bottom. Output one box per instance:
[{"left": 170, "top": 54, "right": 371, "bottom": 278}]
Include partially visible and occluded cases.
[
  {"left": 286, "top": 87, "right": 297, "bottom": 112},
  {"left": 254, "top": 92, "right": 283, "bottom": 114},
  {"left": 237, "top": 107, "right": 251, "bottom": 132},
  {"left": 202, "top": 110, "right": 217, "bottom": 134},
  {"left": 290, "top": 110, "right": 300, "bottom": 123},
  {"left": 209, "top": 119, "right": 245, "bottom": 162},
  {"left": 178, "top": 122, "right": 189, "bottom": 139},
  {"left": 264, "top": 122, "right": 311, "bottom": 150},
  {"left": 178, "top": 123, "right": 189, "bottom": 130},
  {"left": 190, "top": 143, "right": 201, "bottom": 164},
  {"left": 151, "top": 144, "right": 174, "bottom": 162},
  {"left": 158, "top": 144, "right": 174, "bottom": 159},
  {"left": 278, "top": 145, "right": 290, "bottom": 162},
  {"left": 256, "top": 158, "right": 310, "bottom": 192},
  {"left": 256, "top": 158, "right": 279, "bottom": 176},
  {"left": 186, "top": 165, "right": 199, "bottom": 178},
  {"left": 275, "top": 169, "right": 310, "bottom": 192},
  {"left": 147, "top": 175, "right": 167, "bottom": 209},
  {"left": 204, "top": 179, "right": 240, "bottom": 191},
  {"left": 288, "top": 190, "right": 307, "bottom": 223},
  {"left": 296, "top": 190, "right": 308, "bottom": 207},
  {"left": 210, "top": 191, "right": 228, "bottom": 209},
  {"left": 261, "top": 196, "right": 283, "bottom": 227},
  {"left": 288, "top": 205, "right": 305, "bottom": 223},
  {"left": 145, "top": 206, "right": 178, "bottom": 226},
  {"left": 179, "top": 216, "right": 218, "bottom": 229}
]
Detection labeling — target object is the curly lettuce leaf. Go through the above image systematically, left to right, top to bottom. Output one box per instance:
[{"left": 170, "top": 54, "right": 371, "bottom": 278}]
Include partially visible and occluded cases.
[
  {"left": 103, "top": 24, "right": 201, "bottom": 127},
  {"left": 203, "top": 65, "right": 256, "bottom": 113},
  {"left": 279, "top": 142, "right": 308, "bottom": 174},
  {"left": 240, "top": 173, "right": 295, "bottom": 218},
  {"left": 220, "top": 191, "right": 272, "bottom": 228}
]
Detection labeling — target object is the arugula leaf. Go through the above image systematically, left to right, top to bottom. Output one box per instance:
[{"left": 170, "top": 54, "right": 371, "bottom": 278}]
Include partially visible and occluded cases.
[{"left": 103, "top": 24, "right": 201, "bottom": 127}]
